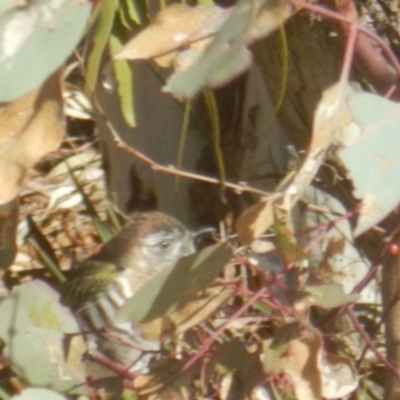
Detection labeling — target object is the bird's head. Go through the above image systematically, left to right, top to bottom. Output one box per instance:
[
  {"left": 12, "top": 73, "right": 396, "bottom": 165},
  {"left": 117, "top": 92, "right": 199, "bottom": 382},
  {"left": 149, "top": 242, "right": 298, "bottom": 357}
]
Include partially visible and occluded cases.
[{"left": 93, "top": 212, "right": 195, "bottom": 288}]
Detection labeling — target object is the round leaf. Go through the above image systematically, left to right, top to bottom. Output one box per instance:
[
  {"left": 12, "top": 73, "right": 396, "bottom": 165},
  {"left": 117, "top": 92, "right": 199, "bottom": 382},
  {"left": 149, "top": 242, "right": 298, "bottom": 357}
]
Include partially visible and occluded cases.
[
  {"left": 0, "top": 0, "right": 91, "bottom": 101},
  {"left": 337, "top": 91, "right": 400, "bottom": 236},
  {"left": 0, "top": 280, "right": 86, "bottom": 394}
]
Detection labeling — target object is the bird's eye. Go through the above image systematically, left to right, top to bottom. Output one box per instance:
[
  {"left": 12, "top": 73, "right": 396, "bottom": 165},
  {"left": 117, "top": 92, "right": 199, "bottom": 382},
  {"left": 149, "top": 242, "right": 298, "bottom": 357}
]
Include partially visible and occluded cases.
[{"left": 159, "top": 241, "right": 171, "bottom": 250}]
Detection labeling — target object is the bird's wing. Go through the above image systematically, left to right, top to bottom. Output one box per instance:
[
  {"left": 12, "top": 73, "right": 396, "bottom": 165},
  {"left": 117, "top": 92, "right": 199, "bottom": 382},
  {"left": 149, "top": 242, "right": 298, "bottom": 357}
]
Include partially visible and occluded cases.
[{"left": 60, "top": 261, "right": 118, "bottom": 309}]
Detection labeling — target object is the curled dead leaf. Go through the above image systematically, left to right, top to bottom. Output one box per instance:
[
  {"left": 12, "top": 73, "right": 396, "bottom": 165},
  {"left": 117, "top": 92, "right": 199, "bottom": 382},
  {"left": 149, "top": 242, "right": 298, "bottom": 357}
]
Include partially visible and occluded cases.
[
  {"left": 117, "top": 1, "right": 293, "bottom": 99},
  {"left": 114, "top": 4, "right": 225, "bottom": 67},
  {"left": 0, "top": 73, "right": 64, "bottom": 202},
  {"left": 236, "top": 84, "right": 355, "bottom": 244},
  {"left": 236, "top": 197, "right": 276, "bottom": 244},
  {"left": 323, "top": 235, "right": 346, "bottom": 259},
  {"left": 139, "top": 286, "right": 234, "bottom": 340},
  {"left": 263, "top": 323, "right": 357, "bottom": 399}
]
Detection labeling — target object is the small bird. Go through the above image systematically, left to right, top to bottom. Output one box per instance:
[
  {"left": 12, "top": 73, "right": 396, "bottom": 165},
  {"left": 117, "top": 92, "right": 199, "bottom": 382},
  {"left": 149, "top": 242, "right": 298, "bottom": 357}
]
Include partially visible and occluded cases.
[{"left": 61, "top": 211, "right": 196, "bottom": 373}]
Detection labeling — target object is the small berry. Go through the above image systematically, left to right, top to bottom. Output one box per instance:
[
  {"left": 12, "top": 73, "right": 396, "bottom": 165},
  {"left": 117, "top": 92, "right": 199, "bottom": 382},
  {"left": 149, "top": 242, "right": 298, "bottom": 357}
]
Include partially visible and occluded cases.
[{"left": 388, "top": 243, "right": 399, "bottom": 255}]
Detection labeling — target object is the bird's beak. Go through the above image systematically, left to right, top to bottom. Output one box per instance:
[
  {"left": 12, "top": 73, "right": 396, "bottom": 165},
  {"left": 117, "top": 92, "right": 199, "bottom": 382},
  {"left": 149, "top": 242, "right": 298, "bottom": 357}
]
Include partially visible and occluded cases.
[{"left": 192, "top": 226, "right": 216, "bottom": 250}]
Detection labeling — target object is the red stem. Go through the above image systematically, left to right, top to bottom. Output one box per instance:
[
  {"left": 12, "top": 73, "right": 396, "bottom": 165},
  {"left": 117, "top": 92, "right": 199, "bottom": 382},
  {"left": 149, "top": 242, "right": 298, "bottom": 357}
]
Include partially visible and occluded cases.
[{"left": 180, "top": 288, "right": 268, "bottom": 373}]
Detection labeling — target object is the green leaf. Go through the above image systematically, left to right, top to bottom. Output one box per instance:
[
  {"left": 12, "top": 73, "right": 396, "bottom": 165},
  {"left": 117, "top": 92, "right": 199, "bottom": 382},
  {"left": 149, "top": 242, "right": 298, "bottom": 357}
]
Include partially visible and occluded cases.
[
  {"left": 0, "top": 0, "right": 91, "bottom": 102},
  {"left": 0, "top": 0, "right": 13, "bottom": 16},
  {"left": 85, "top": 0, "right": 118, "bottom": 93},
  {"left": 117, "top": 0, "right": 144, "bottom": 28},
  {"left": 124, "top": 0, "right": 145, "bottom": 25},
  {"left": 164, "top": 0, "right": 290, "bottom": 99},
  {"left": 198, "top": 0, "right": 215, "bottom": 4},
  {"left": 164, "top": 1, "right": 252, "bottom": 99},
  {"left": 117, "top": 2, "right": 133, "bottom": 29},
  {"left": 110, "top": 33, "right": 136, "bottom": 127},
  {"left": 203, "top": 89, "right": 225, "bottom": 181},
  {"left": 336, "top": 91, "right": 400, "bottom": 236},
  {"left": 66, "top": 162, "right": 113, "bottom": 242},
  {"left": 27, "top": 215, "right": 65, "bottom": 283},
  {"left": 274, "top": 222, "right": 307, "bottom": 264},
  {"left": 117, "top": 243, "right": 233, "bottom": 323},
  {"left": 0, "top": 281, "right": 86, "bottom": 394},
  {"left": 299, "top": 283, "right": 359, "bottom": 309},
  {"left": 12, "top": 388, "right": 67, "bottom": 400}
]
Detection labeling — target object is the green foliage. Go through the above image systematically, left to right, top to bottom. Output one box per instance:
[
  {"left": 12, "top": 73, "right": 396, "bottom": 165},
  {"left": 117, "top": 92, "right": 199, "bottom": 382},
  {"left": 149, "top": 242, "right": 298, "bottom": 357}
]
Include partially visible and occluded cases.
[
  {"left": 0, "top": 0, "right": 91, "bottom": 101},
  {"left": 1, "top": 0, "right": 399, "bottom": 398},
  {"left": 85, "top": 0, "right": 118, "bottom": 94},
  {"left": 85, "top": 0, "right": 143, "bottom": 126},
  {"left": 164, "top": 0, "right": 254, "bottom": 99},
  {"left": 110, "top": 33, "right": 136, "bottom": 127},
  {"left": 337, "top": 91, "right": 400, "bottom": 236},
  {"left": 117, "top": 243, "right": 233, "bottom": 323},
  {"left": 0, "top": 281, "right": 86, "bottom": 395},
  {"left": 300, "top": 283, "right": 360, "bottom": 309},
  {"left": 11, "top": 388, "right": 68, "bottom": 400}
]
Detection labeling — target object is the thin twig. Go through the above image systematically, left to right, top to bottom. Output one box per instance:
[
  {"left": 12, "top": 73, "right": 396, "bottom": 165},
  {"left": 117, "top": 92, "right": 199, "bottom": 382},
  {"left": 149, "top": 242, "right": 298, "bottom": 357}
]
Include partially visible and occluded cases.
[
  {"left": 291, "top": 0, "right": 400, "bottom": 79},
  {"left": 93, "top": 97, "right": 270, "bottom": 197},
  {"left": 180, "top": 287, "right": 268, "bottom": 373},
  {"left": 347, "top": 306, "right": 400, "bottom": 382}
]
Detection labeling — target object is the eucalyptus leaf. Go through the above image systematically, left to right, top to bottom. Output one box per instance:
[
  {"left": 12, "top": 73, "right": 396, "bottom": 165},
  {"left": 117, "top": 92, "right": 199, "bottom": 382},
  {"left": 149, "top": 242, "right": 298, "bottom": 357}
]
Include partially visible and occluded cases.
[
  {"left": 0, "top": 0, "right": 91, "bottom": 101},
  {"left": 0, "top": 0, "right": 12, "bottom": 16},
  {"left": 85, "top": 0, "right": 118, "bottom": 93},
  {"left": 124, "top": 0, "right": 145, "bottom": 24},
  {"left": 164, "top": 0, "right": 253, "bottom": 98},
  {"left": 110, "top": 33, "right": 136, "bottom": 127},
  {"left": 336, "top": 91, "right": 400, "bottom": 236},
  {"left": 117, "top": 243, "right": 233, "bottom": 323},
  {"left": 0, "top": 280, "right": 86, "bottom": 394},
  {"left": 299, "top": 283, "right": 359, "bottom": 309},
  {"left": 12, "top": 388, "right": 68, "bottom": 400}
]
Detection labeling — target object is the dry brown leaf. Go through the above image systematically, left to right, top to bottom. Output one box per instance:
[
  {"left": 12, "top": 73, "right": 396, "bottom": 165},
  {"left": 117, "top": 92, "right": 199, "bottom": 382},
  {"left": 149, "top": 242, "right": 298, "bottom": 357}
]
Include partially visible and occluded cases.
[
  {"left": 248, "top": 0, "right": 293, "bottom": 42},
  {"left": 114, "top": 4, "right": 225, "bottom": 67},
  {"left": 0, "top": 73, "right": 65, "bottom": 202},
  {"left": 236, "top": 83, "right": 353, "bottom": 244},
  {"left": 236, "top": 196, "right": 277, "bottom": 244},
  {"left": 0, "top": 199, "right": 18, "bottom": 269},
  {"left": 323, "top": 235, "right": 346, "bottom": 259},
  {"left": 250, "top": 239, "right": 276, "bottom": 254},
  {"left": 169, "top": 285, "right": 234, "bottom": 334},
  {"left": 139, "top": 286, "right": 234, "bottom": 340},
  {"left": 264, "top": 323, "right": 357, "bottom": 399},
  {"left": 263, "top": 325, "right": 323, "bottom": 400},
  {"left": 284, "top": 329, "right": 323, "bottom": 400},
  {"left": 65, "top": 335, "right": 87, "bottom": 375},
  {"left": 320, "top": 352, "right": 357, "bottom": 398},
  {"left": 132, "top": 358, "right": 190, "bottom": 399},
  {"left": 220, "top": 371, "right": 241, "bottom": 400},
  {"left": 133, "top": 374, "right": 165, "bottom": 398}
]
